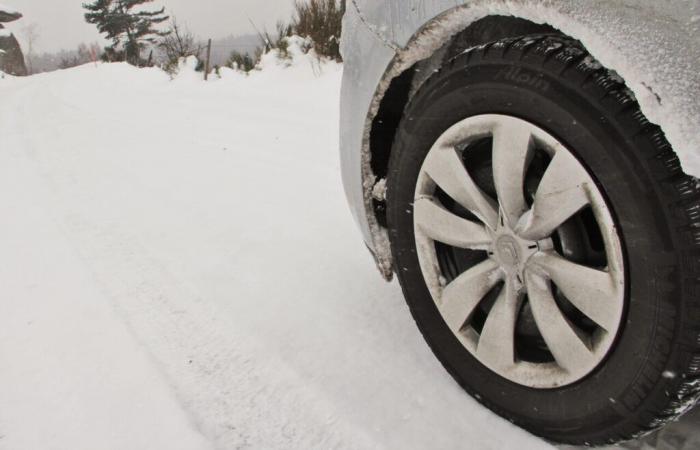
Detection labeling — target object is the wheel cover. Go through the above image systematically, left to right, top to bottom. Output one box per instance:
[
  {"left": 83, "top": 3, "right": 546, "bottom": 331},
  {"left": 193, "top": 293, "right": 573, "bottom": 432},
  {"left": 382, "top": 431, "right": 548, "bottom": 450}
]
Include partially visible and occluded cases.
[{"left": 414, "top": 114, "right": 625, "bottom": 388}]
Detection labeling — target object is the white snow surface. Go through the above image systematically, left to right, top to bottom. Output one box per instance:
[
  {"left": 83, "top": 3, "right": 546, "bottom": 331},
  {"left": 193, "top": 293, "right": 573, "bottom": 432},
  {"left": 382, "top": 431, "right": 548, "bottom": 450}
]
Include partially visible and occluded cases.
[{"left": 0, "top": 51, "right": 549, "bottom": 448}]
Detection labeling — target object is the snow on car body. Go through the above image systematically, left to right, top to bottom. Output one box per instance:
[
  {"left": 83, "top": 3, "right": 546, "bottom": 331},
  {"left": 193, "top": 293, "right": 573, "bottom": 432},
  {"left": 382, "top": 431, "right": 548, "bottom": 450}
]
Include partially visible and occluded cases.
[{"left": 340, "top": 0, "right": 700, "bottom": 276}]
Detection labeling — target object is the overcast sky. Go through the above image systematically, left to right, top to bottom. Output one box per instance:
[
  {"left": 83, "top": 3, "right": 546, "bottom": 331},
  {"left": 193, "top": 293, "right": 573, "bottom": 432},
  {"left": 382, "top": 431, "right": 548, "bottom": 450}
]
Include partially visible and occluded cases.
[{"left": 5, "top": 1, "right": 297, "bottom": 53}]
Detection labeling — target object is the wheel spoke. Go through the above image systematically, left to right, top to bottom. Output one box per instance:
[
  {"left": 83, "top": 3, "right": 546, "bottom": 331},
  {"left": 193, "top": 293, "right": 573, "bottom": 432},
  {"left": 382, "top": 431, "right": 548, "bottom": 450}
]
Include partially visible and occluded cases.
[
  {"left": 492, "top": 121, "right": 533, "bottom": 228},
  {"left": 423, "top": 145, "right": 499, "bottom": 229},
  {"left": 516, "top": 149, "right": 591, "bottom": 241},
  {"left": 414, "top": 196, "right": 492, "bottom": 249},
  {"left": 528, "top": 252, "right": 622, "bottom": 332},
  {"left": 440, "top": 259, "right": 502, "bottom": 333},
  {"left": 525, "top": 271, "right": 596, "bottom": 373},
  {"left": 476, "top": 278, "right": 521, "bottom": 370}
]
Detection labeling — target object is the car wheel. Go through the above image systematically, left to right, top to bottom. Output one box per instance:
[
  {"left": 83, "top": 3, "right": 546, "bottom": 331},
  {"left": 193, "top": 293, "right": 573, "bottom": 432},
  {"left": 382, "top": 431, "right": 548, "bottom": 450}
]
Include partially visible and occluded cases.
[{"left": 386, "top": 35, "right": 700, "bottom": 445}]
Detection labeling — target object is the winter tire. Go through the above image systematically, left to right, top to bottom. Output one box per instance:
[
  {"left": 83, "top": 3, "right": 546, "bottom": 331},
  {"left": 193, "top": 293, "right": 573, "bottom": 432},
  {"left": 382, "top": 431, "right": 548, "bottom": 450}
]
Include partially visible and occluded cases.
[{"left": 386, "top": 35, "right": 700, "bottom": 445}]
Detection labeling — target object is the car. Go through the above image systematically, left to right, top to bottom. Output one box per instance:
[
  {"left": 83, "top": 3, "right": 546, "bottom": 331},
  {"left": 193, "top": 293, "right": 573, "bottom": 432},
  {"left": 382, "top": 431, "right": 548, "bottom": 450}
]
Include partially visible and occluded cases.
[{"left": 339, "top": 0, "right": 700, "bottom": 445}]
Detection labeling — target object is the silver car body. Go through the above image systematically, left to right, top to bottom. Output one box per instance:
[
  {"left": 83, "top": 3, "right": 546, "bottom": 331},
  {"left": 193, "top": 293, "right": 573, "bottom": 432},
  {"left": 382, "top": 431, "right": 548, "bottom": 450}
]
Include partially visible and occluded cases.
[{"left": 339, "top": 0, "right": 700, "bottom": 277}]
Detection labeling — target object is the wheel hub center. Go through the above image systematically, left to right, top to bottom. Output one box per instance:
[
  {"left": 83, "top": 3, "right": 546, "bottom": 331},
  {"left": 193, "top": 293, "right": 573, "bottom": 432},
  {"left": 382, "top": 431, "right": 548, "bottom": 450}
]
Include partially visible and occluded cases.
[
  {"left": 492, "top": 228, "right": 541, "bottom": 279},
  {"left": 495, "top": 235, "right": 521, "bottom": 267}
]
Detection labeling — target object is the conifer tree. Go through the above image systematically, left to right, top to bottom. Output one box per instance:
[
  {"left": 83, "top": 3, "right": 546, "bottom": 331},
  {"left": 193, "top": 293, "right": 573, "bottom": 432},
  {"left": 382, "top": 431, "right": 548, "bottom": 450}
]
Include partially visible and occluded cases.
[{"left": 83, "top": 0, "right": 169, "bottom": 65}]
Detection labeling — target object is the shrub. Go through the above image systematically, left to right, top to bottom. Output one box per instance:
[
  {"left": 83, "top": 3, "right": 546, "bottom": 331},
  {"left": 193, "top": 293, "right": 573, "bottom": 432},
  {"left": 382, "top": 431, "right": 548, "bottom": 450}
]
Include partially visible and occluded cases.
[
  {"left": 224, "top": 0, "right": 346, "bottom": 74},
  {"left": 292, "top": 0, "right": 344, "bottom": 61},
  {"left": 159, "top": 18, "right": 203, "bottom": 73},
  {"left": 260, "top": 21, "right": 293, "bottom": 56},
  {"left": 226, "top": 50, "right": 258, "bottom": 72}
]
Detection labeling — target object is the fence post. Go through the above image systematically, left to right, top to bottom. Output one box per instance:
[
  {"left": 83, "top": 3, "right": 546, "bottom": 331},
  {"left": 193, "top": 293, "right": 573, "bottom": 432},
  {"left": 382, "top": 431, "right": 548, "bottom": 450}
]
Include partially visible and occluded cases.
[{"left": 204, "top": 38, "right": 212, "bottom": 81}]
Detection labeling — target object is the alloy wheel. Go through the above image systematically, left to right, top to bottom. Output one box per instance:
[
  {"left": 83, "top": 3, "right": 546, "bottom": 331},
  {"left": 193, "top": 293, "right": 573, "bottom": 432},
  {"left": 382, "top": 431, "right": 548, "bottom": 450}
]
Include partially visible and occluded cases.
[{"left": 413, "top": 114, "right": 625, "bottom": 388}]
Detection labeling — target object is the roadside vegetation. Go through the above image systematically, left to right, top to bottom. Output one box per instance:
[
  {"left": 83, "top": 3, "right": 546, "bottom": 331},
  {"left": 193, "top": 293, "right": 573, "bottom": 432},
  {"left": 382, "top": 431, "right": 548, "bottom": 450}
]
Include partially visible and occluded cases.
[
  {"left": 14, "top": 0, "right": 345, "bottom": 75},
  {"left": 77, "top": 0, "right": 345, "bottom": 76},
  {"left": 214, "top": 0, "right": 345, "bottom": 74}
]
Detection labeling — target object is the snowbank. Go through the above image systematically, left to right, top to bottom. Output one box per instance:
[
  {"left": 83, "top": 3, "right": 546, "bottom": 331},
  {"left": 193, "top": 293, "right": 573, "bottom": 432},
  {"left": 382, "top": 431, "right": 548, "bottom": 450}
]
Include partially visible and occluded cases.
[{"left": 170, "top": 36, "right": 333, "bottom": 86}]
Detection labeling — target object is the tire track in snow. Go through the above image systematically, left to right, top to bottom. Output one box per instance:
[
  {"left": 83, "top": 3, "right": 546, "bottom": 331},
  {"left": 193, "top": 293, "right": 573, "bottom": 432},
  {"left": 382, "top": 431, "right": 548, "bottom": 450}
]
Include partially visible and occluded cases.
[
  {"left": 5, "top": 79, "right": 380, "bottom": 450},
  {"left": 0, "top": 82, "right": 214, "bottom": 450},
  {"left": 49, "top": 214, "right": 377, "bottom": 449}
]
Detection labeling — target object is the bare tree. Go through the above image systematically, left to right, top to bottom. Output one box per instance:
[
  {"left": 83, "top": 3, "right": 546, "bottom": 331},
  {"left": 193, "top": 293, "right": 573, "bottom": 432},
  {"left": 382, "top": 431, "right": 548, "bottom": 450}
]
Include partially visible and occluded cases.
[
  {"left": 159, "top": 17, "right": 202, "bottom": 68},
  {"left": 20, "top": 23, "right": 39, "bottom": 74},
  {"left": 58, "top": 42, "right": 103, "bottom": 70}
]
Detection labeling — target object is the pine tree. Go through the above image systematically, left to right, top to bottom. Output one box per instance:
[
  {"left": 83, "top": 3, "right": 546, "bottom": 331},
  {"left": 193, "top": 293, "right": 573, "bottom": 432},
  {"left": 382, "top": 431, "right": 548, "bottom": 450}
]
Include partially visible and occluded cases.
[{"left": 83, "top": 0, "right": 169, "bottom": 65}]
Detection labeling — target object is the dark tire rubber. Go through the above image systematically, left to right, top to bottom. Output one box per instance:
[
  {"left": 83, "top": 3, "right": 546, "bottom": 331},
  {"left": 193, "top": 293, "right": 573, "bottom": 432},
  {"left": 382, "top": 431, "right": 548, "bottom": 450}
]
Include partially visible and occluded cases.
[{"left": 386, "top": 35, "right": 700, "bottom": 446}]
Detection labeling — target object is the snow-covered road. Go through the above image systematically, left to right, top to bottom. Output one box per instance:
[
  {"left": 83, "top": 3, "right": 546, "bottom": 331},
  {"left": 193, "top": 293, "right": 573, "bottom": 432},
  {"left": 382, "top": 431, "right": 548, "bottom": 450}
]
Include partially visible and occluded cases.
[{"left": 0, "top": 56, "right": 554, "bottom": 449}]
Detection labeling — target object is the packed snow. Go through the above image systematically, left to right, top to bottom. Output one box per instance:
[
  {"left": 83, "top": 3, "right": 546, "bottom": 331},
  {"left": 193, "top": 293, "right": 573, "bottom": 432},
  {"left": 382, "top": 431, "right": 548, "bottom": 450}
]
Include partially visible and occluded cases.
[{"left": 0, "top": 47, "right": 550, "bottom": 449}]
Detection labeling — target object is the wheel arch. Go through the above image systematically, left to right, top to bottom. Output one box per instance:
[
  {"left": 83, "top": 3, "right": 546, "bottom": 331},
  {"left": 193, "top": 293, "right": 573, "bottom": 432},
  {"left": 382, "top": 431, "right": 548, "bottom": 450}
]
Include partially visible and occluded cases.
[
  {"left": 360, "top": 4, "right": 694, "bottom": 278},
  {"left": 369, "top": 15, "right": 558, "bottom": 224}
]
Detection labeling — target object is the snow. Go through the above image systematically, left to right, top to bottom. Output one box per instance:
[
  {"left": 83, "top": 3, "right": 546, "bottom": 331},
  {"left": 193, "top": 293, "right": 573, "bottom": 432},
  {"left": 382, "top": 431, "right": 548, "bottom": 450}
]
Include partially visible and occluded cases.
[
  {"left": 0, "top": 3, "right": 18, "bottom": 15},
  {"left": 0, "top": 28, "right": 12, "bottom": 38},
  {"left": 0, "top": 47, "right": 549, "bottom": 449},
  {"left": 371, "top": 177, "right": 387, "bottom": 201}
]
